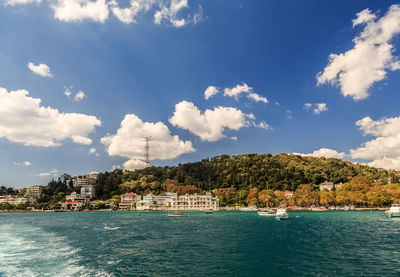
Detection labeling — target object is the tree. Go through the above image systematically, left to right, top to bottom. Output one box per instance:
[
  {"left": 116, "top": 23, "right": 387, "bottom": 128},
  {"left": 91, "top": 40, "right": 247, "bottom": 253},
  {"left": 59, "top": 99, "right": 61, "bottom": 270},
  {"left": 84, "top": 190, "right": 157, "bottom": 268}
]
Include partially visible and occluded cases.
[
  {"left": 293, "top": 184, "right": 318, "bottom": 206},
  {"left": 246, "top": 188, "right": 258, "bottom": 205},
  {"left": 319, "top": 190, "right": 335, "bottom": 206}
]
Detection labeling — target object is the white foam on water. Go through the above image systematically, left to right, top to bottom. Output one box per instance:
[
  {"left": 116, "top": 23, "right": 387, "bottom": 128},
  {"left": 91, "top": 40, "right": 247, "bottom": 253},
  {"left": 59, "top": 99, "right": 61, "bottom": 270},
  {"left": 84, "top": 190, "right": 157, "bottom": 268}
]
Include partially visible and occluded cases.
[
  {"left": 0, "top": 223, "right": 112, "bottom": 277},
  {"left": 103, "top": 225, "right": 121, "bottom": 230}
]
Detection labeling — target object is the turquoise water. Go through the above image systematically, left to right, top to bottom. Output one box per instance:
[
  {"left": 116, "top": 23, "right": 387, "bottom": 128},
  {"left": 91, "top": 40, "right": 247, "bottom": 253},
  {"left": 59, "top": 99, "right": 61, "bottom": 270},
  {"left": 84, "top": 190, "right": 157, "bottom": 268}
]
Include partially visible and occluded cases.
[{"left": 0, "top": 211, "right": 400, "bottom": 276}]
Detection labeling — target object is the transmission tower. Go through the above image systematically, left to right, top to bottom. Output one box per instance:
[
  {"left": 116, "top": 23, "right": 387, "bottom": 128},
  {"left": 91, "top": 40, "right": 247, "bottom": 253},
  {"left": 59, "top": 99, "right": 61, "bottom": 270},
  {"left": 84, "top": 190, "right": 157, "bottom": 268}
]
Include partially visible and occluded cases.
[{"left": 144, "top": 136, "right": 152, "bottom": 167}]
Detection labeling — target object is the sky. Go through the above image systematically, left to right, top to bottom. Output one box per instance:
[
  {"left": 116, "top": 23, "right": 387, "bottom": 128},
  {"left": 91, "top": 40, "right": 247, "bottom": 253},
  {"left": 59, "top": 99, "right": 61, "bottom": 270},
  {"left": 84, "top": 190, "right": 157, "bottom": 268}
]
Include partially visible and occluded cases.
[{"left": 2, "top": 0, "right": 400, "bottom": 187}]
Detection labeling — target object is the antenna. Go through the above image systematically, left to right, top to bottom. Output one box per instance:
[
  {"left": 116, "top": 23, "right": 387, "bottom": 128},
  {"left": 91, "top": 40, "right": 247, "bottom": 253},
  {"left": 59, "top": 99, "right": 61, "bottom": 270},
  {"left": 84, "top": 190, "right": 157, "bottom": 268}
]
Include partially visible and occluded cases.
[{"left": 144, "top": 136, "right": 152, "bottom": 167}]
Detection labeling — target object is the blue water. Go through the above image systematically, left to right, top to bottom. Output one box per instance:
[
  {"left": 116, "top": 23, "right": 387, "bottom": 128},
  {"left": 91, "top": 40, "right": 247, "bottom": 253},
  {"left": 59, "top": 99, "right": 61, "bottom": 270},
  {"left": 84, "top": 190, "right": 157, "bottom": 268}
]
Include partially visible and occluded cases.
[{"left": 0, "top": 211, "right": 400, "bottom": 276}]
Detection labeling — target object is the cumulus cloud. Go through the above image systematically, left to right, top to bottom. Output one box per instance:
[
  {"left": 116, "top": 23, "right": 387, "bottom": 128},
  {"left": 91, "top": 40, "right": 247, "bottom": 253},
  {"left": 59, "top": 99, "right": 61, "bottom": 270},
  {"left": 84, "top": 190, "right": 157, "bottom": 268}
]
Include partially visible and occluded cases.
[
  {"left": 4, "top": 0, "right": 40, "bottom": 6},
  {"left": 53, "top": 0, "right": 109, "bottom": 23},
  {"left": 109, "top": 0, "right": 153, "bottom": 24},
  {"left": 154, "top": 0, "right": 188, "bottom": 27},
  {"left": 317, "top": 5, "right": 400, "bottom": 100},
  {"left": 28, "top": 62, "right": 53, "bottom": 78},
  {"left": 223, "top": 83, "right": 268, "bottom": 103},
  {"left": 204, "top": 86, "right": 219, "bottom": 100},
  {"left": 0, "top": 87, "right": 101, "bottom": 147},
  {"left": 64, "top": 88, "right": 72, "bottom": 98},
  {"left": 74, "top": 90, "right": 86, "bottom": 101},
  {"left": 169, "top": 101, "right": 257, "bottom": 142},
  {"left": 304, "top": 102, "right": 328, "bottom": 114},
  {"left": 101, "top": 114, "right": 194, "bottom": 170},
  {"left": 350, "top": 115, "right": 400, "bottom": 170},
  {"left": 255, "top": 120, "right": 271, "bottom": 130},
  {"left": 293, "top": 148, "right": 347, "bottom": 159},
  {"left": 13, "top": 161, "right": 31, "bottom": 166}
]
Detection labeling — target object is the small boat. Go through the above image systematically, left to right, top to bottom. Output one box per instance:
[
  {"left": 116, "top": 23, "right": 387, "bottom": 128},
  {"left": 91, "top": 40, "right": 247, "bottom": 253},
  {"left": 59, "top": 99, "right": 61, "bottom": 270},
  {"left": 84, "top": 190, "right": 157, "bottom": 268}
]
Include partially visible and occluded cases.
[
  {"left": 388, "top": 203, "right": 400, "bottom": 218},
  {"left": 344, "top": 205, "right": 350, "bottom": 211},
  {"left": 350, "top": 205, "right": 355, "bottom": 211},
  {"left": 239, "top": 206, "right": 258, "bottom": 212},
  {"left": 310, "top": 206, "right": 329, "bottom": 212},
  {"left": 275, "top": 207, "right": 288, "bottom": 220},
  {"left": 286, "top": 207, "right": 298, "bottom": 211},
  {"left": 258, "top": 208, "right": 276, "bottom": 216},
  {"left": 204, "top": 209, "right": 214, "bottom": 214},
  {"left": 168, "top": 212, "right": 187, "bottom": 217}
]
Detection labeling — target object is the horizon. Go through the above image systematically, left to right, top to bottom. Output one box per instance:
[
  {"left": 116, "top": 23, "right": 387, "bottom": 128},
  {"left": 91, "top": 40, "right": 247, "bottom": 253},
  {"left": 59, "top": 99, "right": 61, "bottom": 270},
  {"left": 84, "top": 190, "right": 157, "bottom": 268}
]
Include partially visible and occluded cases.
[{"left": 2, "top": 0, "right": 400, "bottom": 188}]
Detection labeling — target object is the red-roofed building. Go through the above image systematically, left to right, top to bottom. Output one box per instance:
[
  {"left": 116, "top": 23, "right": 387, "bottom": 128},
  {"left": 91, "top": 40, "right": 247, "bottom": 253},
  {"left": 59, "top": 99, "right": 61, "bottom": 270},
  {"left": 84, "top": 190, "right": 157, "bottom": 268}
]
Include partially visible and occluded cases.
[
  {"left": 283, "top": 190, "right": 293, "bottom": 199},
  {"left": 119, "top": 192, "right": 141, "bottom": 210},
  {"left": 61, "top": 201, "right": 83, "bottom": 211}
]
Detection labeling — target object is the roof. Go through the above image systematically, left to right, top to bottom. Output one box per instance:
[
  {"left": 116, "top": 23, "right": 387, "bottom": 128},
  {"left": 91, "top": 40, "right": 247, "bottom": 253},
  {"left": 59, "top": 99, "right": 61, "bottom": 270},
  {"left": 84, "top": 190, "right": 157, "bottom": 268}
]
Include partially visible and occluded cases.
[
  {"left": 283, "top": 190, "right": 293, "bottom": 194},
  {"left": 122, "top": 193, "right": 138, "bottom": 196},
  {"left": 136, "top": 200, "right": 152, "bottom": 203}
]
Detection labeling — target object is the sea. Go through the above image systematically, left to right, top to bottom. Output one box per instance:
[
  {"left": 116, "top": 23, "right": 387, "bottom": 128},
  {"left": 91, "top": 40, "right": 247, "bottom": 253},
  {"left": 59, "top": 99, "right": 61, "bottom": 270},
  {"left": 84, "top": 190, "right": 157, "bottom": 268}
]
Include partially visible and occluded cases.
[{"left": 0, "top": 210, "right": 399, "bottom": 277}]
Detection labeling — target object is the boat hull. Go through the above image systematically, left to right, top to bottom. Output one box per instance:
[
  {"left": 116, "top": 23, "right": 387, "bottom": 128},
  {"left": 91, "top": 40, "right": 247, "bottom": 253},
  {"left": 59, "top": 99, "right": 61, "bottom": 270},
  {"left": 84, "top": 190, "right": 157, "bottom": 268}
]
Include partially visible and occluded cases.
[{"left": 258, "top": 211, "right": 276, "bottom": 216}]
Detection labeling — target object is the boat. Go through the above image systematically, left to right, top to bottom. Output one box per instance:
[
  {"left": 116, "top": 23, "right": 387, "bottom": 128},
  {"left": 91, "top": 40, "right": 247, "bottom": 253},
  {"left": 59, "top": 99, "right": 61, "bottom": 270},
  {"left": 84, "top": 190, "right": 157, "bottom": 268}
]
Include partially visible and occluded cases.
[
  {"left": 387, "top": 203, "right": 400, "bottom": 218},
  {"left": 344, "top": 205, "right": 350, "bottom": 211},
  {"left": 350, "top": 205, "right": 355, "bottom": 211},
  {"left": 239, "top": 206, "right": 258, "bottom": 212},
  {"left": 310, "top": 206, "right": 329, "bottom": 212},
  {"left": 275, "top": 207, "right": 288, "bottom": 220},
  {"left": 287, "top": 207, "right": 298, "bottom": 211},
  {"left": 258, "top": 208, "right": 276, "bottom": 216},
  {"left": 204, "top": 209, "right": 214, "bottom": 214},
  {"left": 168, "top": 212, "right": 187, "bottom": 217}
]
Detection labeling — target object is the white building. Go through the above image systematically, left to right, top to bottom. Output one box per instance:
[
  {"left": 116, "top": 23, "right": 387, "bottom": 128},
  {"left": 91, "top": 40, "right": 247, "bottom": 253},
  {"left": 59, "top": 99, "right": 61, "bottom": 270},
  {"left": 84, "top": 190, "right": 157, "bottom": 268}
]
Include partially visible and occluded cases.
[
  {"left": 319, "top": 181, "right": 334, "bottom": 191},
  {"left": 81, "top": 184, "right": 95, "bottom": 198},
  {"left": 26, "top": 185, "right": 43, "bottom": 199},
  {"left": 66, "top": 192, "right": 89, "bottom": 204},
  {"left": 119, "top": 192, "right": 141, "bottom": 210},
  {"left": 165, "top": 192, "right": 219, "bottom": 211},
  {"left": 136, "top": 200, "right": 153, "bottom": 210}
]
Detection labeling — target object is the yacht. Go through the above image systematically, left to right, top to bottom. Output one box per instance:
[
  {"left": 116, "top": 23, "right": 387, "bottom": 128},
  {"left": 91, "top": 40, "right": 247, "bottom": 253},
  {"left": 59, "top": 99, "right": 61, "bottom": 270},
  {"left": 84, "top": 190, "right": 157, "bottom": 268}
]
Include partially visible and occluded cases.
[
  {"left": 388, "top": 203, "right": 400, "bottom": 218},
  {"left": 344, "top": 205, "right": 350, "bottom": 211},
  {"left": 239, "top": 206, "right": 258, "bottom": 212},
  {"left": 310, "top": 206, "right": 329, "bottom": 211},
  {"left": 275, "top": 207, "right": 288, "bottom": 220},
  {"left": 258, "top": 208, "right": 276, "bottom": 216},
  {"left": 204, "top": 209, "right": 214, "bottom": 214},
  {"left": 167, "top": 212, "right": 187, "bottom": 217}
]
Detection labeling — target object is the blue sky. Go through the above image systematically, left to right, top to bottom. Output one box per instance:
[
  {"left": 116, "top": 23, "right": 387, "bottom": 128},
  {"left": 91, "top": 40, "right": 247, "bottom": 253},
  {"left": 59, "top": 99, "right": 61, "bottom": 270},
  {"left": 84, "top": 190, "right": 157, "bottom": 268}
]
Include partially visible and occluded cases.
[{"left": 1, "top": 0, "right": 400, "bottom": 187}]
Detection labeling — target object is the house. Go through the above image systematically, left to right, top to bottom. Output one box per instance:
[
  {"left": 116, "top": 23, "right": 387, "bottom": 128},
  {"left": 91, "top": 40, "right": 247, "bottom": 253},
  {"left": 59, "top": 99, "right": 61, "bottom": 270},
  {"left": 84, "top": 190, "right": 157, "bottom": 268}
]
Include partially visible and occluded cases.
[
  {"left": 319, "top": 181, "right": 334, "bottom": 191},
  {"left": 80, "top": 184, "right": 95, "bottom": 198},
  {"left": 26, "top": 185, "right": 43, "bottom": 200},
  {"left": 283, "top": 190, "right": 294, "bottom": 199},
  {"left": 66, "top": 192, "right": 89, "bottom": 204},
  {"left": 119, "top": 192, "right": 141, "bottom": 210},
  {"left": 136, "top": 200, "right": 153, "bottom": 210},
  {"left": 61, "top": 201, "right": 83, "bottom": 211}
]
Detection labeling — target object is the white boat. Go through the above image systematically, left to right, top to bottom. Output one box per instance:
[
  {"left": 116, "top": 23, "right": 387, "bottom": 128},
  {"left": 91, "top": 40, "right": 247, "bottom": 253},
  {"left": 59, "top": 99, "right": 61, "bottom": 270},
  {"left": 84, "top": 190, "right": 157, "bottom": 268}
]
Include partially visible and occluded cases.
[
  {"left": 388, "top": 203, "right": 400, "bottom": 218},
  {"left": 344, "top": 205, "right": 350, "bottom": 211},
  {"left": 350, "top": 205, "right": 355, "bottom": 211},
  {"left": 239, "top": 206, "right": 258, "bottom": 212},
  {"left": 310, "top": 206, "right": 329, "bottom": 212},
  {"left": 275, "top": 207, "right": 288, "bottom": 220},
  {"left": 258, "top": 208, "right": 276, "bottom": 216},
  {"left": 204, "top": 209, "right": 214, "bottom": 214},
  {"left": 167, "top": 212, "right": 187, "bottom": 217}
]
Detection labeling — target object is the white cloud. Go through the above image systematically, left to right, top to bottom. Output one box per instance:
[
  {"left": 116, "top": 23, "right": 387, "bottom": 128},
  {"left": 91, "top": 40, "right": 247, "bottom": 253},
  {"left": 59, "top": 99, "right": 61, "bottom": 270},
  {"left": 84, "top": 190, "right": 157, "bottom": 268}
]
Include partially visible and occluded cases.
[
  {"left": 4, "top": 0, "right": 40, "bottom": 6},
  {"left": 53, "top": 0, "right": 109, "bottom": 23},
  {"left": 109, "top": 0, "right": 153, "bottom": 24},
  {"left": 154, "top": 0, "right": 188, "bottom": 27},
  {"left": 192, "top": 4, "right": 203, "bottom": 24},
  {"left": 317, "top": 5, "right": 400, "bottom": 100},
  {"left": 28, "top": 62, "right": 53, "bottom": 78},
  {"left": 223, "top": 82, "right": 268, "bottom": 103},
  {"left": 224, "top": 83, "right": 252, "bottom": 99},
  {"left": 204, "top": 86, "right": 219, "bottom": 100},
  {"left": 0, "top": 87, "right": 101, "bottom": 147},
  {"left": 74, "top": 90, "right": 86, "bottom": 101},
  {"left": 247, "top": 93, "right": 268, "bottom": 103},
  {"left": 169, "top": 101, "right": 254, "bottom": 142},
  {"left": 304, "top": 102, "right": 328, "bottom": 114},
  {"left": 101, "top": 113, "right": 194, "bottom": 170},
  {"left": 350, "top": 115, "right": 400, "bottom": 170},
  {"left": 256, "top": 120, "right": 271, "bottom": 130},
  {"left": 230, "top": 136, "right": 237, "bottom": 141},
  {"left": 89, "top": 147, "right": 96, "bottom": 154},
  {"left": 294, "top": 148, "right": 347, "bottom": 159},
  {"left": 13, "top": 161, "right": 31, "bottom": 166},
  {"left": 111, "top": 164, "right": 121, "bottom": 170},
  {"left": 35, "top": 169, "right": 58, "bottom": 177}
]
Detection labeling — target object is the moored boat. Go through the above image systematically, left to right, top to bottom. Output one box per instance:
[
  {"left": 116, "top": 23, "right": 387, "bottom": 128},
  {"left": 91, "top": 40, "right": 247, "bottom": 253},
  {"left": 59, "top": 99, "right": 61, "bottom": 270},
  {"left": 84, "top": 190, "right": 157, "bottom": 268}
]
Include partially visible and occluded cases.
[
  {"left": 388, "top": 203, "right": 400, "bottom": 218},
  {"left": 239, "top": 206, "right": 258, "bottom": 212},
  {"left": 310, "top": 206, "right": 329, "bottom": 212},
  {"left": 275, "top": 207, "right": 288, "bottom": 220},
  {"left": 258, "top": 208, "right": 276, "bottom": 216},
  {"left": 204, "top": 209, "right": 214, "bottom": 214},
  {"left": 168, "top": 212, "right": 187, "bottom": 217}
]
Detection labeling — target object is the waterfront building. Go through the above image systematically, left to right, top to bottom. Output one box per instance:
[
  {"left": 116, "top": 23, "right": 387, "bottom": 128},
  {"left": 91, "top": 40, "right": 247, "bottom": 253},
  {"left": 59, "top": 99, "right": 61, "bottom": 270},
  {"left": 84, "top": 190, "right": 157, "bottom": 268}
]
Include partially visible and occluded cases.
[
  {"left": 319, "top": 181, "right": 334, "bottom": 191},
  {"left": 80, "top": 184, "right": 95, "bottom": 198},
  {"left": 66, "top": 192, "right": 89, "bottom": 204},
  {"left": 119, "top": 192, "right": 141, "bottom": 210},
  {"left": 154, "top": 192, "right": 177, "bottom": 209},
  {"left": 165, "top": 192, "right": 219, "bottom": 211},
  {"left": 143, "top": 193, "right": 155, "bottom": 202},
  {"left": 0, "top": 195, "right": 16, "bottom": 204},
  {"left": 16, "top": 197, "right": 28, "bottom": 204},
  {"left": 136, "top": 199, "right": 153, "bottom": 210},
  {"left": 61, "top": 201, "right": 83, "bottom": 211}
]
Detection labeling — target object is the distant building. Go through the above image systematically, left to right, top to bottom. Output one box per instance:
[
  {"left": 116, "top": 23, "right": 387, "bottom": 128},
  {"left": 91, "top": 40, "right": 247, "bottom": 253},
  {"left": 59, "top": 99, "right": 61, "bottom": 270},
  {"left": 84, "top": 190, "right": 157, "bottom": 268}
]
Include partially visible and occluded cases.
[
  {"left": 319, "top": 181, "right": 334, "bottom": 191},
  {"left": 334, "top": 183, "right": 342, "bottom": 190},
  {"left": 80, "top": 184, "right": 95, "bottom": 198},
  {"left": 26, "top": 185, "right": 43, "bottom": 200},
  {"left": 283, "top": 190, "right": 294, "bottom": 199},
  {"left": 66, "top": 192, "right": 89, "bottom": 204},
  {"left": 119, "top": 192, "right": 141, "bottom": 210},
  {"left": 165, "top": 192, "right": 219, "bottom": 211},
  {"left": 154, "top": 193, "right": 177, "bottom": 209},
  {"left": 0, "top": 195, "right": 16, "bottom": 204},
  {"left": 15, "top": 197, "right": 28, "bottom": 204},
  {"left": 136, "top": 200, "right": 153, "bottom": 210},
  {"left": 61, "top": 201, "right": 83, "bottom": 211}
]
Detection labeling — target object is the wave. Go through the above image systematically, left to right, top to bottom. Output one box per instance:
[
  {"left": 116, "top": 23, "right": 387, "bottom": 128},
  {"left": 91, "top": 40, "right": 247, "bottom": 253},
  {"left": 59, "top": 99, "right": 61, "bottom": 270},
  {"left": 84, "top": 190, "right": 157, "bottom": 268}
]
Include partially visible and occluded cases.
[
  {"left": 0, "top": 223, "right": 112, "bottom": 277},
  {"left": 104, "top": 225, "right": 121, "bottom": 230}
]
